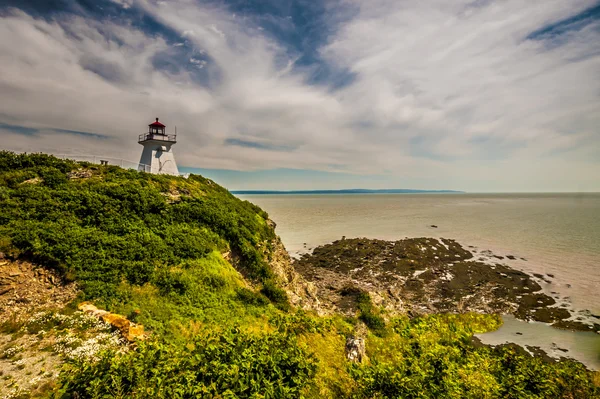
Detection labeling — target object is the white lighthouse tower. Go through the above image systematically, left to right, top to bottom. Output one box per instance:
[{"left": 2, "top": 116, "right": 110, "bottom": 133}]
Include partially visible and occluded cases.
[{"left": 138, "top": 118, "right": 179, "bottom": 175}]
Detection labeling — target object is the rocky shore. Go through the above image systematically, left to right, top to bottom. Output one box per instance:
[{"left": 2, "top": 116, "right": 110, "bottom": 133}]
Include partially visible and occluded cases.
[{"left": 292, "top": 237, "right": 600, "bottom": 333}]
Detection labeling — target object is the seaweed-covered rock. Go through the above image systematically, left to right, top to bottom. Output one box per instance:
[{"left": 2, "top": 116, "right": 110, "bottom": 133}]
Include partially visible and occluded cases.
[
  {"left": 293, "top": 237, "right": 581, "bottom": 328},
  {"left": 551, "top": 320, "right": 600, "bottom": 333}
]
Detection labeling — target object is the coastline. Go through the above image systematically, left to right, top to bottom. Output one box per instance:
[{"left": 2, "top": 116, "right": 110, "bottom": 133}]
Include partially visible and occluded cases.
[
  {"left": 239, "top": 192, "right": 600, "bottom": 315},
  {"left": 288, "top": 236, "right": 600, "bottom": 370}
]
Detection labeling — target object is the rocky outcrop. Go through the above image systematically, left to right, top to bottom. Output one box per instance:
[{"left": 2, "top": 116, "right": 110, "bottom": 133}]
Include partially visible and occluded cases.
[
  {"left": 67, "top": 169, "right": 93, "bottom": 179},
  {"left": 265, "top": 220, "right": 323, "bottom": 312},
  {"left": 292, "top": 237, "right": 599, "bottom": 332},
  {"left": 0, "top": 257, "right": 79, "bottom": 324},
  {"left": 78, "top": 303, "right": 146, "bottom": 342},
  {"left": 344, "top": 322, "right": 368, "bottom": 363},
  {"left": 345, "top": 337, "right": 366, "bottom": 363}
]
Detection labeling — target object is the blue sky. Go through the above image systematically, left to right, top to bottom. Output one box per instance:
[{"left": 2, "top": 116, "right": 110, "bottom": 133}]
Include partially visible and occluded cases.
[{"left": 1, "top": 0, "right": 599, "bottom": 191}]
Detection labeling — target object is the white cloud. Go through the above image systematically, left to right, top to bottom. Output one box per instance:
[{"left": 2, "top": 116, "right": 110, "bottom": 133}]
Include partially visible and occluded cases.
[
  {"left": 0, "top": 0, "right": 599, "bottom": 191},
  {"left": 109, "top": 0, "right": 133, "bottom": 9}
]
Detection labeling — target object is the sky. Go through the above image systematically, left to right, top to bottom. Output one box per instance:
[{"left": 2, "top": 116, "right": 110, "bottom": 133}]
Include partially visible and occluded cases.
[{"left": 0, "top": 0, "right": 599, "bottom": 192}]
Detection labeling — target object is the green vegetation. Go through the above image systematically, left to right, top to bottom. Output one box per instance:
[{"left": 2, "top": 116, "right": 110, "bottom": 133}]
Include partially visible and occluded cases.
[
  {"left": 0, "top": 151, "right": 286, "bottom": 313},
  {"left": 0, "top": 152, "right": 598, "bottom": 398},
  {"left": 356, "top": 291, "right": 387, "bottom": 336},
  {"left": 352, "top": 314, "right": 599, "bottom": 398},
  {"left": 57, "top": 327, "right": 317, "bottom": 398}
]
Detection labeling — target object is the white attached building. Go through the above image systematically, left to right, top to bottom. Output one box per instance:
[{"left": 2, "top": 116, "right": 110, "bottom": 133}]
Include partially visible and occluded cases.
[{"left": 138, "top": 118, "right": 179, "bottom": 176}]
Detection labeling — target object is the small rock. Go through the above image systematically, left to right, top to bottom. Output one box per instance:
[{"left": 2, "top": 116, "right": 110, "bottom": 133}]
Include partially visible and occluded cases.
[
  {"left": 430, "top": 225, "right": 438, "bottom": 228},
  {"left": 345, "top": 336, "right": 366, "bottom": 363}
]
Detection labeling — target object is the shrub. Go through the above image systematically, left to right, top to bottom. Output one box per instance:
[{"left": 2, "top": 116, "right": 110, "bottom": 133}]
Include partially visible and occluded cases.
[
  {"left": 39, "top": 166, "right": 68, "bottom": 188},
  {"left": 154, "top": 268, "right": 190, "bottom": 296},
  {"left": 261, "top": 279, "right": 291, "bottom": 310},
  {"left": 236, "top": 287, "right": 270, "bottom": 307},
  {"left": 356, "top": 292, "right": 386, "bottom": 335},
  {"left": 56, "top": 328, "right": 317, "bottom": 398}
]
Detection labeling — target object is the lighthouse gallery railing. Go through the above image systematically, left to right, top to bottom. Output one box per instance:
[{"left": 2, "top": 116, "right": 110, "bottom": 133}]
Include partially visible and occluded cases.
[{"left": 138, "top": 133, "right": 177, "bottom": 143}]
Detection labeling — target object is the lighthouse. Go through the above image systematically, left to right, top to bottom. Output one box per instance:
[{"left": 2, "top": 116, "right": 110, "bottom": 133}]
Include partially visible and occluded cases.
[{"left": 138, "top": 118, "right": 179, "bottom": 175}]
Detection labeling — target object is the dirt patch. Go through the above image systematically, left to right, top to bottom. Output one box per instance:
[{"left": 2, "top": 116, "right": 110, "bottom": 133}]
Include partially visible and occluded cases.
[
  {"left": 0, "top": 258, "right": 79, "bottom": 325},
  {"left": 0, "top": 259, "right": 88, "bottom": 398},
  {"left": 0, "top": 311, "right": 126, "bottom": 398},
  {"left": 0, "top": 330, "right": 62, "bottom": 398}
]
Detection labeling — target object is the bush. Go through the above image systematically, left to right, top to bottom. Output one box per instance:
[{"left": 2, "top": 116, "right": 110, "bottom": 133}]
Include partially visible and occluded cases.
[
  {"left": 39, "top": 166, "right": 68, "bottom": 188},
  {"left": 154, "top": 268, "right": 190, "bottom": 296},
  {"left": 261, "top": 279, "right": 291, "bottom": 310},
  {"left": 236, "top": 287, "right": 270, "bottom": 307},
  {"left": 356, "top": 292, "right": 386, "bottom": 335},
  {"left": 56, "top": 328, "right": 317, "bottom": 398}
]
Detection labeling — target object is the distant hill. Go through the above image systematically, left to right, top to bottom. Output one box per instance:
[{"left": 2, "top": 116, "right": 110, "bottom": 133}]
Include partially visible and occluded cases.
[{"left": 231, "top": 188, "right": 464, "bottom": 195}]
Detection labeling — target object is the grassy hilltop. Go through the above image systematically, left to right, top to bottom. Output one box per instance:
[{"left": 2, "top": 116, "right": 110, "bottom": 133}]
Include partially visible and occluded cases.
[{"left": 0, "top": 151, "right": 598, "bottom": 399}]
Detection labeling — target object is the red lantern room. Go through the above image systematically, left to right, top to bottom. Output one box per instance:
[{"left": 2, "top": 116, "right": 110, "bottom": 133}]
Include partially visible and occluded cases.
[
  {"left": 139, "top": 117, "right": 176, "bottom": 144},
  {"left": 149, "top": 117, "right": 166, "bottom": 135}
]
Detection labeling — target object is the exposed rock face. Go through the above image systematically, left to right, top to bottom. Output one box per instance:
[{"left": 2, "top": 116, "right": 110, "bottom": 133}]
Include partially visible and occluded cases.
[
  {"left": 67, "top": 168, "right": 93, "bottom": 179},
  {"left": 265, "top": 220, "right": 322, "bottom": 312},
  {"left": 292, "top": 237, "right": 597, "bottom": 331},
  {"left": 0, "top": 258, "right": 79, "bottom": 324},
  {"left": 78, "top": 302, "right": 146, "bottom": 341},
  {"left": 345, "top": 337, "right": 366, "bottom": 363}
]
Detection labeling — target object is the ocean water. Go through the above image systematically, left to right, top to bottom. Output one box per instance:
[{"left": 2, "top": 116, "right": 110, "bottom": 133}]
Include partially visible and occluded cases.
[{"left": 239, "top": 193, "right": 600, "bottom": 368}]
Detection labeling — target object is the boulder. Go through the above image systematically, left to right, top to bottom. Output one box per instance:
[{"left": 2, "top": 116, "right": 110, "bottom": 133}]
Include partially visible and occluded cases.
[
  {"left": 78, "top": 302, "right": 146, "bottom": 341},
  {"left": 345, "top": 336, "right": 366, "bottom": 363}
]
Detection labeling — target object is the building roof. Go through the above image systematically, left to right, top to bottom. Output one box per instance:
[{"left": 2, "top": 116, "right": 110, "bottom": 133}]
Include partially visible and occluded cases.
[{"left": 149, "top": 118, "right": 166, "bottom": 128}]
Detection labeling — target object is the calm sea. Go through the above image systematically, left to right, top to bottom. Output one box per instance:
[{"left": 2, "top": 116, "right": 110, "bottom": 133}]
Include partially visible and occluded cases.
[
  {"left": 240, "top": 192, "right": 600, "bottom": 368},
  {"left": 239, "top": 193, "right": 600, "bottom": 313}
]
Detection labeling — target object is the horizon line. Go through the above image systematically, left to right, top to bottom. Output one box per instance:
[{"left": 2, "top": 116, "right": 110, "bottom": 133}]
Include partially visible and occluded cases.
[
  {"left": 230, "top": 188, "right": 464, "bottom": 194},
  {"left": 231, "top": 189, "right": 600, "bottom": 195}
]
